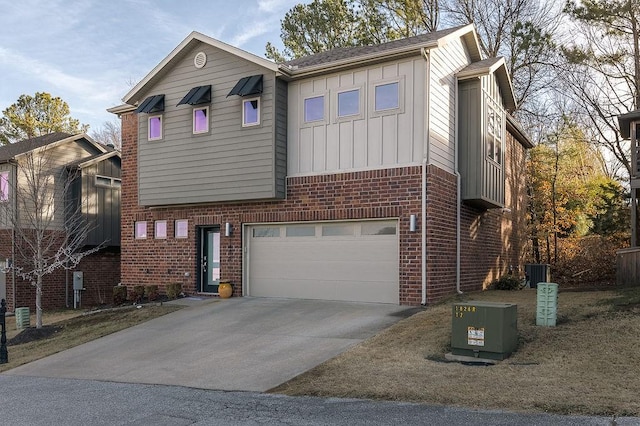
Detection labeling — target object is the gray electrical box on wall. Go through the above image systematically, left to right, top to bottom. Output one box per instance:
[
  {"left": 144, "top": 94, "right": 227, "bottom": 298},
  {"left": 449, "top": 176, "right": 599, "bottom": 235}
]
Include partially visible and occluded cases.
[
  {"left": 73, "top": 271, "right": 84, "bottom": 290},
  {"left": 451, "top": 301, "right": 518, "bottom": 360}
]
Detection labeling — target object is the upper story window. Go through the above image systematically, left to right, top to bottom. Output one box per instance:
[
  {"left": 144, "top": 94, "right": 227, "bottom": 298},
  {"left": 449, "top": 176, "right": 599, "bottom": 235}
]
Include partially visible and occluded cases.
[
  {"left": 375, "top": 82, "right": 399, "bottom": 111},
  {"left": 337, "top": 89, "right": 360, "bottom": 117},
  {"left": 304, "top": 95, "right": 325, "bottom": 122},
  {"left": 243, "top": 98, "right": 260, "bottom": 127},
  {"left": 486, "top": 102, "right": 503, "bottom": 164},
  {"left": 193, "top": 106, "right": 209, "bottom": 134},
  {"left": 148, "top": 115, "right": 163, "bottom": 141},
  {"left": 0, "top": 171, "right": 8, "bottom": 202},
  {"left": 95, "top": 175, "right": 121, "bottom": 188}
]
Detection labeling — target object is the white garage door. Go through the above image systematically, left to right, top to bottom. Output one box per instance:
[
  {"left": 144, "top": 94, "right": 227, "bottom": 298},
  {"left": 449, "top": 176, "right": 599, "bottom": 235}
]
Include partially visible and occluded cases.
[{"left": 246, "top": 220, "right": 399, "bottom": 304}]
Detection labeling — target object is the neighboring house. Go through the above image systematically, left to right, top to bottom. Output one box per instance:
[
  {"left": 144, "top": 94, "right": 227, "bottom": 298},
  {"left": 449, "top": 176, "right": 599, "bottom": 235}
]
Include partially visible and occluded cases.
[
  {"left": 109, "top": 24, "right": 532, "bottom": 306},
  {"left": 616, "top": 110, "right": 640, "bottom": 284},
  {"left": 0, "top": 133, "right": 121, "bottom": 310}
]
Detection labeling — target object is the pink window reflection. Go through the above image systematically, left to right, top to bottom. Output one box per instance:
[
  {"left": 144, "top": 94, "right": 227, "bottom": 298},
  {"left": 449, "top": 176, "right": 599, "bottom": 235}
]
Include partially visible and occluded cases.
[
  {"left": 194, "top": 108, "right": 208, "bottom": 133},
  {"left": 149, "top": 116, "right": 162, "bottom": 139}
]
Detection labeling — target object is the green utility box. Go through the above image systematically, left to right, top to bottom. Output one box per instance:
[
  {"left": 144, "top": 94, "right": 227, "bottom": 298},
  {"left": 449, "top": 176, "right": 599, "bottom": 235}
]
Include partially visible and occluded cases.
[
  {"left": 536, "top": 283, "right": 558, "bottom": 326},
  {"left": 451, "top": 301, "right": 518, "bottom": 360},
  {"left": 15, "top": 307, "right": 30, "bottom": 330}
]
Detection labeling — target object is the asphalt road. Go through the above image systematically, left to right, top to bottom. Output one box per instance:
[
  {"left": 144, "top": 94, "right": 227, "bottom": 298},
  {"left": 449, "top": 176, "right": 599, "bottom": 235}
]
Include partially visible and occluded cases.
[{"left": 0, "top": 376, "right": 635, "bottom": 425}]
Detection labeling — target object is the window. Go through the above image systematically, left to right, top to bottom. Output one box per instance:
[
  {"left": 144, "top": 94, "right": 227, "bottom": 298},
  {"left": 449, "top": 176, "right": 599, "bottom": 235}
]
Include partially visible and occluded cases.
[
  {"left": 375, "top": 82, "right": 399, "bottom": 111},
  {"left": 338, "top": 89, "right": 360, "bottom": 117},
  {"left": 304, "top": 96, "right": 324, "bottom": 122},
  {"left": 243, "top": 98, "right": 260, "bottom": 126},
  {"left": 486, "top": 103, "right": 503, "bottom": 164},
  {"left": 193, "top": 107, "right": 209, "bottom": 134},
  {"left": 148, "top": 115, "right": 162, "bottom": 140},
  {"left": 0, "top": 171, "right": 8, "bottom": 202},
  {"left": 95, "top": 175, "right": 121, "bottom": 188},
  {"left": 175, "top": 219, "right": 188, "bottom": 238},
  {"left": 134, "top": 221, "right": 147, "bottom": 239},
  {"left": 155, "top": 221, "right": 167, "bottom": 239},
  {"left": 362, "top": 221, "right": 396, "bottom": 235},
  {"left": 322, "top": 224, "right": 354, "bottom": 236},
  {"left": 286, "top": 226, "right": 315, "bottom": 237},
  {"left": 253, "top": 227, "right": 280, "bottom": 237}
]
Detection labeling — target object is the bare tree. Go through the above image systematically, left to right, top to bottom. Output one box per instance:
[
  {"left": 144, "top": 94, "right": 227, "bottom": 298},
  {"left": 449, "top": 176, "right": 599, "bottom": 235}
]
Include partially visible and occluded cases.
[
  {"left": 443, "top": 0, "right": 560, "bottom": 119},
  {"left": 90, "top": 120, "right": 122, "bottom": 150},
  {"left": 1, "top": 149, "right": 101, "bottom": 328}
]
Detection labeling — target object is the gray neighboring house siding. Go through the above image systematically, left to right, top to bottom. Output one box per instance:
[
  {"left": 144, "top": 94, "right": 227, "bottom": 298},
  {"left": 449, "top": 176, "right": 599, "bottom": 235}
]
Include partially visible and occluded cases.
[{"left": 135, "top": 41, "right": 284, "bottom": 206}]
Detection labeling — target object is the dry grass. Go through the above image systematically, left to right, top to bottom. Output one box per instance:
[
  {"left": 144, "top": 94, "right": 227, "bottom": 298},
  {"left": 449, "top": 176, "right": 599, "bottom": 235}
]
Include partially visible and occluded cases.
[
  {"left": 270, "top": 288, "right": 640, "bottom": 417},
  {"left": 0, "top": 304, "right": 181, "bottom": 373}
]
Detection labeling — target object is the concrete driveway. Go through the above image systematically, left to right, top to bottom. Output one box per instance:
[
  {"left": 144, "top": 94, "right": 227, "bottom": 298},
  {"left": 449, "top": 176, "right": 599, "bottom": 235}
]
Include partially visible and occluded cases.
[{"left": 4, "top": 297, "right": 412, "bottom": 391}]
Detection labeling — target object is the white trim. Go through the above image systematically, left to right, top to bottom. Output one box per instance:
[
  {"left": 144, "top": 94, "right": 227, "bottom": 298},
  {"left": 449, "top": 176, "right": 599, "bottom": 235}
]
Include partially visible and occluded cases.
[
  {"left": 123, "top": 31, "right": 279, "bottom": 104},
  {"left": 370, "top": 77, "right": 405, "bottom": 117},
  {"left": 302, "top": 93, "right": 327, "bottom": 125},
  {"left": 242, "top": 97, "right": 261, "bottom": 127},
  {"left": 193, "top": 106, "right": 210, "bottom": 134},
  {"left": 148, "top": 115, "right": 163, "bottom": 141}
]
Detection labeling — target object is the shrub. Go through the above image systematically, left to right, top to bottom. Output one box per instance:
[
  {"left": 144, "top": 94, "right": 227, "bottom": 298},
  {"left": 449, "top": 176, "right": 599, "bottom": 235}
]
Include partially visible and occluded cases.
[
  {"left": 490, "top": 275, "right": 522, "bottom": 291},
  {"left": 166, "top": 283, "right": 182, "bottom": 299},
  {"left": 132, "top": 285, "right": 145, "bottom": 303},
  {"left": 145, "top": 285, "right": 159, "bottom": 301},
  {"left": 113, "top": 286, "right": 127, "bottom": 305}
]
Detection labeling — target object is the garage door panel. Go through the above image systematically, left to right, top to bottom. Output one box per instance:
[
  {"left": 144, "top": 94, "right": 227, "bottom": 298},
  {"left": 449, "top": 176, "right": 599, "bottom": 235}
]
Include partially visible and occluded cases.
[
  {"left": 247, "top": 220, "right": 399, "bottom": 304},
  {"left": 251, "top": 278, "right": 397, "bottom": 304}
]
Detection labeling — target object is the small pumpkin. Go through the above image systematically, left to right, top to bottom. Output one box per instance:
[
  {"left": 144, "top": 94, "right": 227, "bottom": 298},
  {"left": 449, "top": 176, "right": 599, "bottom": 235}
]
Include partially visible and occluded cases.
[{"left": 218, "top": 282, "right": 233, "bottom": 299}]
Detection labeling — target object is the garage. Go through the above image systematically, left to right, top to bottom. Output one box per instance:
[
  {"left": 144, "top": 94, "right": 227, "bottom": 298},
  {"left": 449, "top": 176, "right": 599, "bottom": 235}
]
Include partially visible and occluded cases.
[{"left": 245, "top": 220, "right": 399, "bottom": 304}]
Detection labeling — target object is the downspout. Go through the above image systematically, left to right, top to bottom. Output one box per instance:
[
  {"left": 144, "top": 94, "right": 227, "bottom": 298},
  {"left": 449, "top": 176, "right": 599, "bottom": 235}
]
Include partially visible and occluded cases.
[
  {"left": 421, "top": 48, "right": 430, "bottom": 305},
  {"left": 455, "top": 81, "right": 462, "bottom": 294},
  {"left": 10, "top": 160, "right": 17, "bottom": 310}
]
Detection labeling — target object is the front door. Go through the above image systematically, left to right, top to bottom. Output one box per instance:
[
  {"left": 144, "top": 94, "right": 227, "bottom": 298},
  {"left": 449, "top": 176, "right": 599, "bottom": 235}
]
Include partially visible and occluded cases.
[{"left": 199, "top": 227, "right": 220, "bottom": 293}]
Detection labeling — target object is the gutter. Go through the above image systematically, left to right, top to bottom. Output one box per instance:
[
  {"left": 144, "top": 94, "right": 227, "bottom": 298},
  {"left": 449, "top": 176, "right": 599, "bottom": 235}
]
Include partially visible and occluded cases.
[
  {"left": 421, "top": 48, "right": 430, "bottom": 305},
  {"left": 455, "top": 81, "right": 462, "bottom": 294}
]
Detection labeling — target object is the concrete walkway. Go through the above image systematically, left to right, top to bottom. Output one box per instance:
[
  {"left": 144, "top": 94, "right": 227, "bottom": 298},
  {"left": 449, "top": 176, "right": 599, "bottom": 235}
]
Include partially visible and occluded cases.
[{"left": 5, "top": 297, "right": 411, "bottom": 391}]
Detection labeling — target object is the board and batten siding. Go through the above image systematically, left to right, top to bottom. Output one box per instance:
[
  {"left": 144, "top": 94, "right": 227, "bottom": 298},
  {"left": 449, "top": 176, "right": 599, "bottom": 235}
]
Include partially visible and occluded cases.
[
  {"left": 428, "top": 36, "right": 472, "bottom": 173},
  {"left": 136, "top": 41, "right": 282, "bottom": 206},
  {"left": 287, "top": 58, "right": 426, "bottom": 175},
  {"left": 79, "top": 158, "right": 121, "bottom": 247}
]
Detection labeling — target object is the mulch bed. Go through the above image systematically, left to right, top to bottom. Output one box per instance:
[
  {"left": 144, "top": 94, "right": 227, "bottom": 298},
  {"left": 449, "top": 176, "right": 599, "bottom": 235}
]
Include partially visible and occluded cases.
[{"left": 8, "top": 325, "right": 62, "bottom": 346}]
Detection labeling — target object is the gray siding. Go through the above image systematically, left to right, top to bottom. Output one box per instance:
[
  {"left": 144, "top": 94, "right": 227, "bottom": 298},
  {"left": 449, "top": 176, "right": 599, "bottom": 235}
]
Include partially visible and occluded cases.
[
  {"left": 136, "top": 42, "right": 281, "bottom": 206},
  {"left": 274, "top": 78, "right": 288, "bottom": 198},
  {"left": 458, "top": 78, "right": 505, "bottom": 209},
  {"left": 79, "top": 157, "right": 121, "bottom": 247}
]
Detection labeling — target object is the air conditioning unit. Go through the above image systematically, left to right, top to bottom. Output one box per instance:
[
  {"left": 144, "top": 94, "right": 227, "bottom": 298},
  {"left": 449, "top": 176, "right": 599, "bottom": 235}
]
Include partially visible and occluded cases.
[
  {"left": 525, "top": 264, "right": 551, "bottom": 289},
  {"left": 451, "top": 301, "right": 518, "bottom": 360}
]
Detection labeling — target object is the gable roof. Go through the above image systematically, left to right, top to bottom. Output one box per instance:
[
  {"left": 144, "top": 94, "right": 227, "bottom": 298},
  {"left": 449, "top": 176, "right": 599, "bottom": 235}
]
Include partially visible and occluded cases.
[
  {"left": 282, "top": 24, "right": 481, "bottom": 77},
  {"left": 123, "top": 31, "right": 280, "bottom": 105},
  {"left": 457, "top": 57, "right": 517, "bottom": 112},
  {"left": 617, "top": 109, "right": 640, "bottom": 139},
  {"left": 0, "top": 133, "right": 107, "bottom": 163},
  {"left": 66, "top": 150, "right": 121, "bottom": 170}
]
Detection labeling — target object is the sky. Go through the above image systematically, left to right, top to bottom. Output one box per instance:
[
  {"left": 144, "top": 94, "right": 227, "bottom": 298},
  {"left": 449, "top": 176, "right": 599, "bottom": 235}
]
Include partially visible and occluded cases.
[{"left": 0, "top": 0, "right": 304, "bottom": 135}]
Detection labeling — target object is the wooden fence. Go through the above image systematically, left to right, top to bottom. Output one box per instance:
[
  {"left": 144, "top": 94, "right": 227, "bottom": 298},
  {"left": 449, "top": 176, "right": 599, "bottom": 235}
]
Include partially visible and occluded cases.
[{"left": 616, "top": 247, "right": 640, "bottom": 286}]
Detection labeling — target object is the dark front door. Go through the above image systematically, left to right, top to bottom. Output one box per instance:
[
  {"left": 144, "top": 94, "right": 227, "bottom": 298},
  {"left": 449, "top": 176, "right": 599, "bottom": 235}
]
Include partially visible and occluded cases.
[{"left": 199, "top": 227, "right": 220, "bottom": 293}]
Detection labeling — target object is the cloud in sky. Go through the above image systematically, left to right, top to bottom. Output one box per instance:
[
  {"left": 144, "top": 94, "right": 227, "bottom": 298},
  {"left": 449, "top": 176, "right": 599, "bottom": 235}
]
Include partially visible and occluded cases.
[{"left": 0, "top": 0, "right": 303, "bottom": 133}]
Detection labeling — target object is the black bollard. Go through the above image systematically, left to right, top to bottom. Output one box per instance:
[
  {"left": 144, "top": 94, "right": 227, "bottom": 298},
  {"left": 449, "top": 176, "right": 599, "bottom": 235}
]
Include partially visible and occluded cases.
[{"left": 0, "top": 299, "right": 8, "bottom": 363}]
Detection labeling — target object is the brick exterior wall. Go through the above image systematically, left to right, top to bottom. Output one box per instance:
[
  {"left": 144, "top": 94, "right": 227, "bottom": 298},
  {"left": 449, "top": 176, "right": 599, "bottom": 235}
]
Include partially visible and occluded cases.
[
  {"left": 120, "top": 111, "right": 528, "bottom": 306},
  {"left": 0, "top": 236, "right": 120, "bottom": 312}
]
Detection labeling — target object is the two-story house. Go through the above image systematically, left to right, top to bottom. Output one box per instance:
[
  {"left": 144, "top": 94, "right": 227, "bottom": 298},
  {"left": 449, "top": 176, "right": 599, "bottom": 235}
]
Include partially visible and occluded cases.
[
  {"left": 110, "top": 24, "right": 532, "bottom": 306},
  {"left": 0, "top": 132, "right": 121, "bottom": 310}
]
